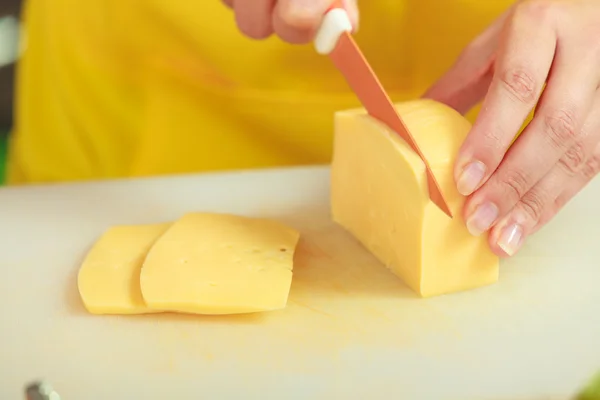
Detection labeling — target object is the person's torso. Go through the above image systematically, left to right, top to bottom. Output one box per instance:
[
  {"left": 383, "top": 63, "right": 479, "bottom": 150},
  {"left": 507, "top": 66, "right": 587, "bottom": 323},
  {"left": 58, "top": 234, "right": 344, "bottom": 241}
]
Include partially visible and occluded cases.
[{"left": 7, "top": 0, "right": 513, "bottom": 184}]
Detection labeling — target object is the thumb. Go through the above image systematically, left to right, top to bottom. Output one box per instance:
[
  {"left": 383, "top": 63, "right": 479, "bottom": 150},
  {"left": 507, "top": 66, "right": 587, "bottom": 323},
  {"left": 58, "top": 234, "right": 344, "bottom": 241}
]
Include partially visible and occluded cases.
[{"left": 422, "top": 8, "right": 511, "bottom": 115}]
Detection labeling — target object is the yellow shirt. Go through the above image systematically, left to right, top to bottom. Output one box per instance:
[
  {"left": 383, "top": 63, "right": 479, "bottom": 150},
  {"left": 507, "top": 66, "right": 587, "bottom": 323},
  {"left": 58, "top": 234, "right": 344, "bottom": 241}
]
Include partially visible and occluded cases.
[{"left": 7, "top": 0, "right": 513, "bottom": 185}]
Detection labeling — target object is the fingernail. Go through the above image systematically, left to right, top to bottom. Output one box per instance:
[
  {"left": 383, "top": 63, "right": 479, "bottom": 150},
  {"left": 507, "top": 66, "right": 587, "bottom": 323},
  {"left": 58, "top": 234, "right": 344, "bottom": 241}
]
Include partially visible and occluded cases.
[
  {"left": 457, "top": 161, "right": 486, "bottom": 196},
  {"left": 466, "top": 202, "right": 498, "bottom": 236},
  {"left": 497, "top": 223, "right": 524, "bottom": 256}
]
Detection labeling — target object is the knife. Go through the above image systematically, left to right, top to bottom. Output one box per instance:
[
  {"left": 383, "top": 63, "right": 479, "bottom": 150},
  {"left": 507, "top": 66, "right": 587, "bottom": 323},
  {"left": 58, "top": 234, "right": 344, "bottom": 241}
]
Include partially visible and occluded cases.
[{"left": 314, "top": 1, "right": 453, "bottom": 218}]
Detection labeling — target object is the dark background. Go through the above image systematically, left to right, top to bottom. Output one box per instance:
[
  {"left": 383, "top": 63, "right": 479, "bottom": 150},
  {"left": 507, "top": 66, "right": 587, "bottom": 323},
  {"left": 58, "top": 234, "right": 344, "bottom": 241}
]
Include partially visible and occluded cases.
[
  {"left": 0, "top": 0, "right": 22, "bottom": 133},
  {"left": 0, "top": 0, "right": 22, "bottom": 182}
]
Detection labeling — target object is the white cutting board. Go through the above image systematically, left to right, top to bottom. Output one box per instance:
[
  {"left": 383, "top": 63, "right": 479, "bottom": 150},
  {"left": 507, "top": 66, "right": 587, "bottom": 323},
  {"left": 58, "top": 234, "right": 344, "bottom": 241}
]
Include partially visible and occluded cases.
[{"left": 0, "top": 166, "right": 599, "bottom": 400}]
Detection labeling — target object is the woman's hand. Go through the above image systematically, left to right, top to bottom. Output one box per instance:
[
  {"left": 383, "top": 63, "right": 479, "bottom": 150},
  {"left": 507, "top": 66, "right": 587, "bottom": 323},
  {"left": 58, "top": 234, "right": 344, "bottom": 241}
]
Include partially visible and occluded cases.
[
  {"left": 221, "top": 0, "right": 358, "bottom": 43},
  {"left": 425, "top": 0, "right": 600, "bottom": 257}
]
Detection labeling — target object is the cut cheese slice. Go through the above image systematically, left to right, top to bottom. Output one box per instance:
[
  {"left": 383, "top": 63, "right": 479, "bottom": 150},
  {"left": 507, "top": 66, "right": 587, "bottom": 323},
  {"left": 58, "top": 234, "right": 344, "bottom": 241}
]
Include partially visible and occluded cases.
[
  {"left": 331, "top": 99, "right": 499, "bottom": 297},
  {"left": 140, "top": 212, "right": 300, "bottom": 315},
  {"left": 77, "top": 223, "right": 170, "bottom": 314}
]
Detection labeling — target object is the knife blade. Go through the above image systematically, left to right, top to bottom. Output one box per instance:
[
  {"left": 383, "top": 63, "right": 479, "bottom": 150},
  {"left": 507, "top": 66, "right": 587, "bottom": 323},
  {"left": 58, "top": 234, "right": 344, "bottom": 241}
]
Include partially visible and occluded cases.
[{"left": 314, "top": 2, "right": 453, "bottom": 218}]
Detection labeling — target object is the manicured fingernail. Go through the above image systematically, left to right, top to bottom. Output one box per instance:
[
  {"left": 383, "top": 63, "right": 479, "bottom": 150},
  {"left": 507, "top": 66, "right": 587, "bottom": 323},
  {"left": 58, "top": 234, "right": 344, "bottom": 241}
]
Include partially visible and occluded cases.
[
  {"left": 457, "top": 161, "right": 486, "bottom": 196},
  {"left": 466, "top": 202, "right": 498, "bottom": 236},
  {"left": 497, "top": 223, "right": 524, "bottom": 256}
]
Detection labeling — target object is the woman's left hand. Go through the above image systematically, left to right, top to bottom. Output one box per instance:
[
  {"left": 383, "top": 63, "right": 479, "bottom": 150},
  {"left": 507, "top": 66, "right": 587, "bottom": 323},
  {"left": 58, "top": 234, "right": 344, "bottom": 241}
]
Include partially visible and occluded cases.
[{"left": 424, "top": 0, "right": 600, "bottom": 257}]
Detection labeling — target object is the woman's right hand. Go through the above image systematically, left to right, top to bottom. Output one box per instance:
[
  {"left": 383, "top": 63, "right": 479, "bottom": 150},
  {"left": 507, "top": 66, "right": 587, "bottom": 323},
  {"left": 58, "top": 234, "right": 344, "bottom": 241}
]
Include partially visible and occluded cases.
[{"left": 222, "top": 0, "right": 359, "bottom": 44}]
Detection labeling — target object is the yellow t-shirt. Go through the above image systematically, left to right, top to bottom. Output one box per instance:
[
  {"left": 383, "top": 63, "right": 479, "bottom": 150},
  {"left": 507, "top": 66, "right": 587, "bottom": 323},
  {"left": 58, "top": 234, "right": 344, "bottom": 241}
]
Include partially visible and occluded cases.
[{"left": 7, "top": 0, "right": 513, "bottom": 185}]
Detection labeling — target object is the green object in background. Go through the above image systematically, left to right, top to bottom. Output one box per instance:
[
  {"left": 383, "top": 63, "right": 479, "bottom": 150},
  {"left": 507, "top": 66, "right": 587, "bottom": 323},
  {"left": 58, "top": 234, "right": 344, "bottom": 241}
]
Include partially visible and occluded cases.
[
  {"left": 0, "top": 132, "right": 6, "bottom": 185},
  {"left": 578, "top": 371, "right": 600, "bottom": 400}
]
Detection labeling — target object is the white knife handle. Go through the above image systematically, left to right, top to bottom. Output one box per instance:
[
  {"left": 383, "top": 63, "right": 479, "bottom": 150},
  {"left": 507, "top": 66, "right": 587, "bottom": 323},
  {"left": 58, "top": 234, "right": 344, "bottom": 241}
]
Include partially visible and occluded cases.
[{"left": 314, "top": 7, "right": 353, "bottom": 55}]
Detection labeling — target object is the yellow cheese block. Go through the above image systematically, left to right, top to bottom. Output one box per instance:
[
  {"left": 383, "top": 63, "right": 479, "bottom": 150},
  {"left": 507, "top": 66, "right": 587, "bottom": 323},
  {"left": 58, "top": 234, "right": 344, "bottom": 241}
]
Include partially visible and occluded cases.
[
  {"left": 331, "top": 99, "right": 499, "bottom": 297},
  {"left": 140, "top": 212, "right": 300, "bottom": 315},
  {"left": 77, "top": 223, "right": 170, "bottom": 314}
]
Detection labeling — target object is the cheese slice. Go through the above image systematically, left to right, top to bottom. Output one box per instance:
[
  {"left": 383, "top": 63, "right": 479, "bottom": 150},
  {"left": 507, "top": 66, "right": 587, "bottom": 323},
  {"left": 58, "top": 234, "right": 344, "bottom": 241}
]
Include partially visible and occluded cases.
[
  {"left": 331, "top": 99, "right": 499, "bottom": 297},
  {"left": 140, "top": 212, "right": 300, "bottom": 315},
  {"left": 77, "top": 223, "right": 170, "bottom": 314}
]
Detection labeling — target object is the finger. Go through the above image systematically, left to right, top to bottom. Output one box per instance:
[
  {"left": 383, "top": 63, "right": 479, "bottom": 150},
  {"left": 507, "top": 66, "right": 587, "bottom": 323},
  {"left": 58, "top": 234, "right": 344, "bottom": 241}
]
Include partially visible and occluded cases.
[
  {"left": 222, "top": 0, "right": 234, "bottom": 9},
  {"left": 234, "top": 0, "right": 276, "bottom": 40},
  {"left": 273, "top": 0, "right": 358, "bottom": 44},
  {"left": 273, "top": 0, "right": 331, "bottom": 44},
  {"left": 343, "top": 0, "right": 359, "bottom": 32},
  {"left": 454, "top": 1, "right": 557, "bottom": 198},
  {"left": 422, "top": 6, "right": 513, "bottom": 115},
  {"left": 464, "top": 28, "right": 599, "bottom": 238},
  {"left": 487, "top": 93, "right": 600, "bottom": 256},
  {"left": 532, "top": 133, "right": 600, "bottom": 234},
  {"left": 490, "top": 141, "right": 600, "bottom": 256},
  {"left": 547, "top": 142, "right": 600, "bottom": 226},
  {"left": 530, "top": 156, "right": 600, "bottom": 236}
]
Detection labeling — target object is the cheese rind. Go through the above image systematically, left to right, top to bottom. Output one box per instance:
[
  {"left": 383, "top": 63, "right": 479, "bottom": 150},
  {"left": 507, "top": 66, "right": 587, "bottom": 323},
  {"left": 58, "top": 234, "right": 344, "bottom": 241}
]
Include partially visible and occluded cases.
[
  {"left": 331, "top": 99, "right": 499, "bottom": 297},
  {"left": 139, "top": 212, "right": 300, "bottom": 315},
  {"left": 77, "top": 223, "right": 170, "bottom": 314}
]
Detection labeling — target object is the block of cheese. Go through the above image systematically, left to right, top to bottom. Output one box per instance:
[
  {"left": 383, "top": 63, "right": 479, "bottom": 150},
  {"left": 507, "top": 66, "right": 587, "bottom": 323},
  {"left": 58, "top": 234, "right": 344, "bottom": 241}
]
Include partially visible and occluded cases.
[
  {"left": 331, "top": 99, "right": 499, "bottom": 297},
  {"left": 140, "top": 212, "right": 300, "bottom": 315},
  {"left": 77, "top": 223, "right": 170, "bottom": 314}
]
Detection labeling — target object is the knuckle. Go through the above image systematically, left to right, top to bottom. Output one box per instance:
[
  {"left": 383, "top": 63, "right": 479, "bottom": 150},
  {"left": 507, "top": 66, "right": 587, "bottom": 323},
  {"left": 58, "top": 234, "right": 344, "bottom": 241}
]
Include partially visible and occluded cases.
[
  {"left": 499, "top": 67, "right": 538, "bottom": 105},
  {"left": 544, "top": 108, "right": 579, "bottom": 150},
  {"left": 557, "top": 142, "right": 586, "bottom": 175},
  {"left": 581, "top": 152, "right": 600, "bottom": 180},
  {"left": 501, "top": 169, "right": 531, "bottom": 201},
  {"left": 519, "top": 190, "right": 547, "bottom": 222}
]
